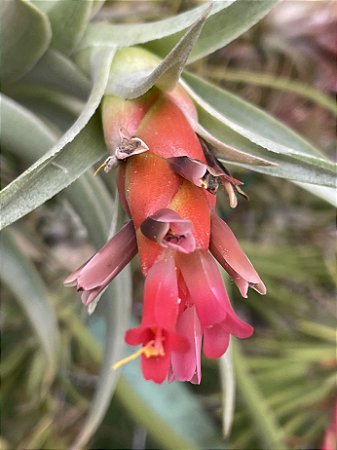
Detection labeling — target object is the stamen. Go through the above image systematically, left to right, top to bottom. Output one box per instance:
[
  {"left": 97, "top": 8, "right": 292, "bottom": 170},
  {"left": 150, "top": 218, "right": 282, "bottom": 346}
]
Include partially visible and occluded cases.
[
  {"left": 94, "top": 156, "right": 117, "bottom": 175},
  {"left": 94, "top": 160, "right": 109, "bottom": 176},
  {"left": 224, "top": 182, "right": 238, "bottom": 208},
  {"left": 112, "top": 332, "right": 165, "bottom": 371},
  {"left": 112, "top": 340, "right": 156, "bottom": 370}
]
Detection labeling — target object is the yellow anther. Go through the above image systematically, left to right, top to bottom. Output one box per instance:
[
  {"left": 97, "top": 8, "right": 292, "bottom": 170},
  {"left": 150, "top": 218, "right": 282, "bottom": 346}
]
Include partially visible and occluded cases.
[{"left": 112, "top": 339, "right": 165, "bottom": 371}]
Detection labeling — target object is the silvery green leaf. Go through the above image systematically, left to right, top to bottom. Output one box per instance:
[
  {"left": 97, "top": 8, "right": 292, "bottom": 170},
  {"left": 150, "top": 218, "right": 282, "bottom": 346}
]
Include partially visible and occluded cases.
[
  {"left": 0, "top": 0, "right": 51, "bottom": 82},
  {"left": 35, "top": 0, "right": 93, "bottom": 54},
  {"left": 147, "top": 0, "right": 279, "bottom": 63},
  {"left": 77, "top": 1, "right": 231, "bottom": 50},
  {"left": 104, "top": 8, "right": 210, "bottom": 99},
  {"left": 1, "top": 47, "right": 115, "bottom": 230},
  {"left": 17, "top": 49, "right": 91, "bottom": 100},
  {"left": 182, "top": 73, "right": 336, "bottom": 188},
  {"left": 1, "top": 97, "right": 106, "bottom": 230},
  {"left": 196, "top": 107, "right": 336, "bottom": 188},
  {"left": 196, "top": 121, "right": 275, "bottom": 166},
  {"left": 293, "top": 183, "right": 337, "bottom": 207},
  {"left": 0, "top": 230, "right": 60, "bottom": 380},
  {"left": 72, "top": 266, "right": 132, "bottom": 450},
  {"left": 233, "top": 341, "right": 286, "bottom": 450},
  {"left": 220, "top": 343, "right": 235, "bottom": 437},
  {"left": 116, "top": 349, "right": 224, "bottom": 449}
]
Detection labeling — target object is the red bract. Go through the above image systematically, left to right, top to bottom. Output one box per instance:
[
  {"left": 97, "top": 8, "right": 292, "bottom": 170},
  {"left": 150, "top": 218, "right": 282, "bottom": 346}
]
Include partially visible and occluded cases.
[{"left": 65, "top": 85, "right": 266, "bottom": 384}]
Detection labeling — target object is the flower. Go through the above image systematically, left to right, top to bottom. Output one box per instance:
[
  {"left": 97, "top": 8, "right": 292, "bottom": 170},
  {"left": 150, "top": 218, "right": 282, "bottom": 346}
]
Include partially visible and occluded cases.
[
  {"left": 65, "top": 83, "right": 266, "bottom": 384},
  {"left": 64, "top": 221, "right": 137, "bottom": 307}
]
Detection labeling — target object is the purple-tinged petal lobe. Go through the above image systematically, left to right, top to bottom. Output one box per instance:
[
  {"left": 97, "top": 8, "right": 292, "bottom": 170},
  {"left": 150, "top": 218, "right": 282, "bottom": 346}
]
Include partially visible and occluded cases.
[
  {"left": 167, "top": 156, "right": 219, "bottom": 194},
  {"left": 140, "top": 208, "right": 196, "bottom": 254},
  {"left": 210, "top": 214, "right": 266, "bottom": 297},
  {"left": 64, "top": 221, "right": 137, "bottom": 305},
  {"left": 171, "top": 306, "right": 202, "bottom": 384}
]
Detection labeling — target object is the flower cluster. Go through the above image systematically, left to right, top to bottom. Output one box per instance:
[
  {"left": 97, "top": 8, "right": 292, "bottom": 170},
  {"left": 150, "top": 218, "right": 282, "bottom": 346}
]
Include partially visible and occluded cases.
[{"left": 65, "top": 85, "right": 266, "bottom": 384}]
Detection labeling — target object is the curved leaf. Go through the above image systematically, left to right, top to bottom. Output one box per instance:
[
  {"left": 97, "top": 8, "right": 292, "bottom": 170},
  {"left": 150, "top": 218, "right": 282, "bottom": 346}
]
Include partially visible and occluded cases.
[
  {"left": 0, "top": 0, "right": 51, "bottom": 82},
  {"left": 36, "top": 0, "right": 93, "bottom": 54},
  {"left": 148, "top": 0, "right": 278, "bottom": 63},
  {"left": 77, "top": 2, "right": 231, "bottom": 50},
  {"left": 102, "top": 9, "right": 210, "bottom": 99},
  {"left": 1, "top": 47, "right": 115, "bottom": 230},
  {"left": 16, "top": 49, "right": 91, "bottom": 100},
  {"left": 218, "top": 69, "right": 336, "bottom": 116},
  {"left": 183, "top": 72, "right": 331, "bottom": 159},
  {"left": 182, "top": 73, "right": 336, "bottom": 187},
  {"left": 5, "top": 86, "right": 84, "bottom": 132},
  {"left": 2, "top": 88, "right": 127, "bottom": 448},
  {"left": 1, "top": 94, "right": 56, "bottom": 161},
  {"left": 1, "top": 94, "right": 113, "bottom": 242},
  {"left": 196, "top": 107, "right": 336, "bottom": 188},
  {"left": 1, "top": 110, "right": 106, "bottom": 231},
  {"left": 196, "top": 120, "right": 275, "bottom": 166},
  {"left": 64, "top": 165, "right": 130, "bottom": 450},
  {"left": 293, "top": 183, "right": 337, "bottom": 207},
  {"left": 0, "top": 229, "right": 60, "bottom": 378},
  {"left": 71, "top": 266, "right": 132, "bottom": 450},
  {"left": 233, "top": 341, "right": 286, "bottom": 449},
  {"left": 220, "top": 343, "right": 235, "bottom": 437},
  {"left": 116, "top": 351, "right": 224, "bottom": 449}
]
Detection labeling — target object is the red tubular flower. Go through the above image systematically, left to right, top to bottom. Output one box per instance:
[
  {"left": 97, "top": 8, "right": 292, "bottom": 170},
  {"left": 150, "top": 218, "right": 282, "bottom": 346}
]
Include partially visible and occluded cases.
[
  {"left": 65, "top": 83, "right": 266, "bottom": 384},
  {"left": 123, "top": 253, "right": 189, "bottom": 383}
]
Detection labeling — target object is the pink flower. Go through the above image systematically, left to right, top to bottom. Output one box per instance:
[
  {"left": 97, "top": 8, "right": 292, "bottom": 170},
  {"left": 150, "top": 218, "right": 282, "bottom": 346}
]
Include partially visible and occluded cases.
[
  {"left": 65, "top": 85, "right": 266, "bottom": 383},
  {"left": 64, "top": 221, "right": 137, "bottom": 306}
]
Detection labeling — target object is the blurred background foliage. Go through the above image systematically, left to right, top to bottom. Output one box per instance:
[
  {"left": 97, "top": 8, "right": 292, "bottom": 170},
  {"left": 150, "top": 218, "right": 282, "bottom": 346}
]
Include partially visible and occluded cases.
[{"left": 1, "top": 1, "right": 336, "bottom": 449}]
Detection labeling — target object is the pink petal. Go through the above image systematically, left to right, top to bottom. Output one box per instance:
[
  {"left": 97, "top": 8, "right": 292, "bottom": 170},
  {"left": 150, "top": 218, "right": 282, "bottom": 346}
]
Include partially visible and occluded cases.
[
  {"left": 210, "top": 214, "right": 266, "bottom": 296},
  {"left": 64, "top": 221, "right": 137, "bottom": 304},
  {"left": 177, "top": 251, "right": 228, "bottom": 328},
  {"left": 142, "top": 252, "right": 180, "bottom": 330},
  {"left": 171, "top": 306, "right": 202, "bottom": 383},
  {"left": 204, "top": 312, "right": 253, "bottom": 358},
  {"left": 222, "top": 312, "right": 254, "bottom": 339},
  {"left": 203, "top": 325, "right": 230, "bottom": 359},
  {"left": 125, "top": 327, "right": 152, "bottom": 346},
  {"left": 141, "top": 351, "right": 171, "bottom": 384}
]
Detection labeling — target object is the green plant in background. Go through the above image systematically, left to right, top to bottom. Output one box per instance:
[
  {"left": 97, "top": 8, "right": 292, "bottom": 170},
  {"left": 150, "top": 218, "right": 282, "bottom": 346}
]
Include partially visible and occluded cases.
[{"left": 1, "top": 1, "right": 336, "bottom": 449}]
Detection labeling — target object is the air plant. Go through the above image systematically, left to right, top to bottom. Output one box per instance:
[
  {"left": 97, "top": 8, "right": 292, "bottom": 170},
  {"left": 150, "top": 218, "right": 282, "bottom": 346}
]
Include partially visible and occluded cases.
[{"left": 1, "top": 1, "right": 335, "bottom": 449}]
